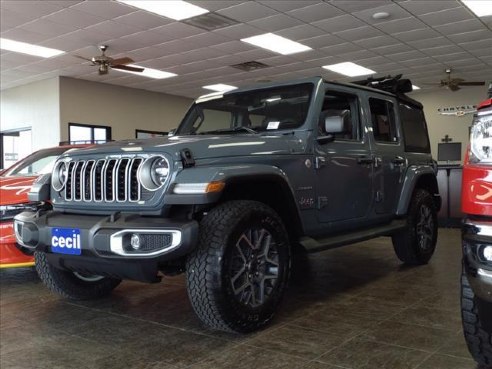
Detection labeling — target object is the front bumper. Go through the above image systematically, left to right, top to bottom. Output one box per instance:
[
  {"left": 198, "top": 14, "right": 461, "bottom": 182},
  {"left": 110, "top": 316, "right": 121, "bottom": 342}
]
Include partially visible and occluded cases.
[
  {"left": 13, "top": 211, "right": 198, "bottom": 282},
  {"left": 463, "top": 218, "right": 492, "bottom": 304},
  {"left": 0, "top": 221, "right": 34, "bottom": 268}
]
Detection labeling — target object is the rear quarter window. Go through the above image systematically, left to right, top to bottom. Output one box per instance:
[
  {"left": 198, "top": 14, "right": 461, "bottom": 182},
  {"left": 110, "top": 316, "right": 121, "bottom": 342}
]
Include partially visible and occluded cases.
[{"left": 399, "top": 103, "right": 431, "bottom": 153}]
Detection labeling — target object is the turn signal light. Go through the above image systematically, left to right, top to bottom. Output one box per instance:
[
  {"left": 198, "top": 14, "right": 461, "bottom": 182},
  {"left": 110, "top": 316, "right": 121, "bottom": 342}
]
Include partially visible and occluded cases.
[{"left": 205, "top": 181, "right": 225, "bottom": 193}]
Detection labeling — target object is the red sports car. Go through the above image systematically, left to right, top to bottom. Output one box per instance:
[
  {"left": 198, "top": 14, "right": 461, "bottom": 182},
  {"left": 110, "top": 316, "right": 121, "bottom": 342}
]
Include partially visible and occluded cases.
[
  {"left": 461, "top": 96, "right": 492, "bottom": 366},
  {"left": 0, "top": 145, "right": 87, "bottom": 268}
]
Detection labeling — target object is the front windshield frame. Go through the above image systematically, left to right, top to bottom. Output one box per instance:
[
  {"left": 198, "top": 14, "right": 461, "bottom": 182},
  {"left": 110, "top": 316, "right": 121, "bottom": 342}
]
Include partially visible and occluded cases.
[
  {"left": 176, "top": 83, "right": 314, "bottom": 136},
  {"left": 1, "top": 147, "right": 69, "bottom": 177}
]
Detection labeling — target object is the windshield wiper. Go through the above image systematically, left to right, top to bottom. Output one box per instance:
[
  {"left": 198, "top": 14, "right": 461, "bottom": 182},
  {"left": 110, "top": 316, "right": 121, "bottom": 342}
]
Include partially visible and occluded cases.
[{"left": 199, "top": 126, "right": 257, "bottom": 135}]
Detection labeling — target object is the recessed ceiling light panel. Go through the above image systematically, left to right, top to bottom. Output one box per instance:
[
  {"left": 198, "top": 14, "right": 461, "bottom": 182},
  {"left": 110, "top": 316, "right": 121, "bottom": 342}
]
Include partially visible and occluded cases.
[
  {"left": 118, "top": 0, "right": 209, "bottom": 20},
  {"left": 462, "top": 0, "right": 492, "bottom": 17},
  {"left": 241, "top": 33, "right": 312, "bottom": 55},
  {"left": 0, "top": 38, "right": 64, "bottom": 58},
  {"left": 323, "top": 62, "right": 376, "bottom": 77},
  {"left": 118, "top": 64, "right": 177, "bottom": 79},
  {"left": 203, "top": 84, "right": 237, "bottom": 92}
]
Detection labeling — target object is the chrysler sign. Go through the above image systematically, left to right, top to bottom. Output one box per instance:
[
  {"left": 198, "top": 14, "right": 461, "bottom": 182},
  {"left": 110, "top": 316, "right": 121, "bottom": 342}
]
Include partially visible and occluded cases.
[{"left": 438, "top": 104, "right": 477, "bottom": 117}]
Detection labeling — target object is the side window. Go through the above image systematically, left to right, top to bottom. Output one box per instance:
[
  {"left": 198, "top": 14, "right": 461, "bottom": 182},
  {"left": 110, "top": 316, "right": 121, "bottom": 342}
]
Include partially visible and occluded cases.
[
  {"left": 320, "top": 92, "right": 360, "bottom": 141},
  {"left": 369, "top": 98, "right": 398, "bottom": 143},
  {"left": 399, "top": 103, "right": 431, "bottom": 153}
]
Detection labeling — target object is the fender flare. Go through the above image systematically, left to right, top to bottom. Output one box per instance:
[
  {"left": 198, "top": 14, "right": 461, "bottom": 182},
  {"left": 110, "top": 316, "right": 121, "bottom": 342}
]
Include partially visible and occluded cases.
[{"left": 396, "top": 165, "right": 440, "bottom": 215}]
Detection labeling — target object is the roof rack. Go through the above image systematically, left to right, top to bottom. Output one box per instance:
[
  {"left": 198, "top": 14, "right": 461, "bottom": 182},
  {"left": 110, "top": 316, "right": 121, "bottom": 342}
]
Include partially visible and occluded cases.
[{"left": 352, "top": 74, "right": 413, "bottom": 94}]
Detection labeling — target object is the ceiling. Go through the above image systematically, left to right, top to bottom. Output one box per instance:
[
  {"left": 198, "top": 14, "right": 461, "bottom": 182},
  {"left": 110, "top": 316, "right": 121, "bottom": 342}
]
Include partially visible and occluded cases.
[{"left": 1, "top": 0, "right": 491, "bottom": 98}]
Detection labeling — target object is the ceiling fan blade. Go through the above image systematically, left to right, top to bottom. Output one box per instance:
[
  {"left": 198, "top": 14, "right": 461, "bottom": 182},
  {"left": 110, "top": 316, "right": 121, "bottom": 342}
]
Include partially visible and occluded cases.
[
  {"left": 73, "top": 54, "right": 93, "bottom": 62},
  {"left": 110, "top": 57, "right": 134, "bottom": 66},
  {"left": 112, "top": 64, "right": 144, "bottom": 72},
  {"left": 457, "top": 81, "right": 485, "bottom": 86},
  {"left": 448, "top": 84, "right": 460, "bottom": 92}
]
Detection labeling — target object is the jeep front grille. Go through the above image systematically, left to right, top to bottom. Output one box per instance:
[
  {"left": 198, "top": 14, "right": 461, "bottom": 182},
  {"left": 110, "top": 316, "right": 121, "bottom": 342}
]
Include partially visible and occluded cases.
[{"left": 63, "top": 158, "right": 143, "bottom": 203}]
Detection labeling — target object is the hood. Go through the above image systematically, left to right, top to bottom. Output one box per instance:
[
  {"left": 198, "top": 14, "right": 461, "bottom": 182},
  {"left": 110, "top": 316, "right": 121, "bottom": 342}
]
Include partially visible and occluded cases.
[
  {"left": 61, "top": 134, "right": 306, "bottom": 161},
  {"left": 0, "top": 176, "right": 37, "bottom": 206}
]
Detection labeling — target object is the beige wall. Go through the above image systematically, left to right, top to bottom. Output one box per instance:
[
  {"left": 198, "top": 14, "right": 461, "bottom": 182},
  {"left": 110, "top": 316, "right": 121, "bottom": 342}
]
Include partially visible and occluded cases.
[
  {"left": 0, "top": 77, "right": 60, "bottom": 151},
  {"left": 59, "top": 77, "right": 192, "bottom": 142},
  {"left": 411, "top": 85, "right": 489, "bottom": 163}
]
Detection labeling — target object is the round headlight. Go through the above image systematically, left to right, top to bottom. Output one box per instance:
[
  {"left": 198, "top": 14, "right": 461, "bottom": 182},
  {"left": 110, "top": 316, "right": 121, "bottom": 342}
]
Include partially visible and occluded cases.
[
  {"left": 470, "top": 116, "right": 492, "bottom": 163},
  {"left": 138, "top": 156, "right": 170, "bottom": 191},
  {"left": 52, "top": 161, "right": 68, "bottom": 191}
]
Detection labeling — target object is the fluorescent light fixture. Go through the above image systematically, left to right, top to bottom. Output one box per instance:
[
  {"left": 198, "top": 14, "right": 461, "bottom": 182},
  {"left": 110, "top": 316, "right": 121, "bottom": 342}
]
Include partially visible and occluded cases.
[
  {"left": 118, "top": 0, "right": 209, "bottom": 20},
  {"left": 462, "top": 1, "right": 492, "bottom": 17},
  {"left": 241, "top": 33, "right": 312, "bottom": 55},
  {"left": 0, "top": 38, "right": 64, "bottom": 58},
  {"left": 323, "top": 62, "right": 375, "bottom": 77},
  {"left": 117, "top": 64, "right": 177, "bottom": 79},
  {"left": 203, "top": 84, "right": 237, "bottom": 92},
  {"left": 412, "top": 85, "right": 421, "bottom": 90}
]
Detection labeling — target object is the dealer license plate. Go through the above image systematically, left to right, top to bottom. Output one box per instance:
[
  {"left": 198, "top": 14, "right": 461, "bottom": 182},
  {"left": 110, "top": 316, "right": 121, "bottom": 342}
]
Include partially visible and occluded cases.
[{"left": 51, "top": 228, "right": 82, "bottom": 255}]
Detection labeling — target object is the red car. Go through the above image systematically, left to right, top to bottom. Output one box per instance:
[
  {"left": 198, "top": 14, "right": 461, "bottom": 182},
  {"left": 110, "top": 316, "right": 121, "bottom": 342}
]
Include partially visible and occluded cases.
[
  {"left": 461, "top": 96, "right": 492, "bottom": 366},
  {"left": 0, "top": 145, "right": 87, "bottom": 268}
]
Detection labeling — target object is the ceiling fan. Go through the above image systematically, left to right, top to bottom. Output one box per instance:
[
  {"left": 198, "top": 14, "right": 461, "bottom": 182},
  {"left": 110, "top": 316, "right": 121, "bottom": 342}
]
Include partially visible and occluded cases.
[
  {"left": 74, "top": 45, "right": 144, "bottom": 75},
  {"left": 425, "top": 68, "right": 485, "bottom": 91}
]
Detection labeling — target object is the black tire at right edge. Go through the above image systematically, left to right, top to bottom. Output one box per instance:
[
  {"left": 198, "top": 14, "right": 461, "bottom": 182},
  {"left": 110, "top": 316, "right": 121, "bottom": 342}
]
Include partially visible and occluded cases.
[{"left": 461, "top": 268, "right": 492, "bottom": 367}]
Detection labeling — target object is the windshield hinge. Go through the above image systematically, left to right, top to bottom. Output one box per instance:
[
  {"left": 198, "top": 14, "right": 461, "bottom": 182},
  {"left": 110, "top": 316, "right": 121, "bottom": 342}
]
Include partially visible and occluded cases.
[{"left": 180, "top": 148, "right": 195, "bottom": 168}]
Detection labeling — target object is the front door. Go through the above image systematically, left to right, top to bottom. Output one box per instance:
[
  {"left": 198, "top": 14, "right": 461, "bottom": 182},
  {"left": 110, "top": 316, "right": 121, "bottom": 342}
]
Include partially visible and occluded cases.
[{"left": 315, "top": 89, "right": 373, "bottom": 225}]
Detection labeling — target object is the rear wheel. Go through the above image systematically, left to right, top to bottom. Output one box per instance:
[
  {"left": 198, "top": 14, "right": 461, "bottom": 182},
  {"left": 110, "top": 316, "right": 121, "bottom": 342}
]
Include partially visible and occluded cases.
[
  {"left": 392, "top": 189, "right": 437, "bottom": 265},
  {"left": 186, "top": 200, "right": 291, "bottom": 333},
  {"left": 35, "top": 252, "right": 121, "bottom": 300},
  {"left": 461, "top": 267, "right": 492, "bottom": 366}
]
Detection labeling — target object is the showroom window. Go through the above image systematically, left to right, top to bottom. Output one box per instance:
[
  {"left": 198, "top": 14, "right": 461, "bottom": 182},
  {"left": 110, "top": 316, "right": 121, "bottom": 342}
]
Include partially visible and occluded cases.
[
  {"left": 369, "top": 98, "right": 398, "bottom": 143},
  {"left": 68, "top": 123, "right": 111, "bottom": 144},
  {"left": 0, "top": 128, "right": 32, "bottom": 169}
]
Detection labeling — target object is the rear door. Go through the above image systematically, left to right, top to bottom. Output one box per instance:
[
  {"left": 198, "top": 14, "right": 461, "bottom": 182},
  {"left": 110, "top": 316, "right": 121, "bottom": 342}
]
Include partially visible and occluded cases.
[{"left": 366, "top": 95, "right": 407, "bottom": 215}]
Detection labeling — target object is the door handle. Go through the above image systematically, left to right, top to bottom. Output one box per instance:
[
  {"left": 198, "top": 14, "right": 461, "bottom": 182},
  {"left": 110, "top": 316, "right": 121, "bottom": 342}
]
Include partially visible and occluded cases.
[
  {"left": 357, "top": 155, "right": 374, "bottom": 165},
  {"left": 392, "top": 156, "right": 406, "bottom": 166}
]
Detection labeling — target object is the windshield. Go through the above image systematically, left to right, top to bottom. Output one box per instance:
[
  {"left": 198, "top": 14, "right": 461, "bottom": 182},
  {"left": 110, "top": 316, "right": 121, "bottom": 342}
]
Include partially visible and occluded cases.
[
  {"left": 177, "top": 83, "right": 313, "bottom": 135},
  {"left": 2, "top": 147, "right": 69, "bottom": 177}
]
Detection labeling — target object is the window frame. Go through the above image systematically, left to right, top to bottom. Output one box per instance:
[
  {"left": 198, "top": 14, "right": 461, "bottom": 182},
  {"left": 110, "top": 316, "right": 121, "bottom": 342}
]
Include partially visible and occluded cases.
[
  {"left": 321, "top": 89, "right": 363, "bottom": 142},
  {"left": 368, "top": 97, "right": 399, "bottom": 145}
]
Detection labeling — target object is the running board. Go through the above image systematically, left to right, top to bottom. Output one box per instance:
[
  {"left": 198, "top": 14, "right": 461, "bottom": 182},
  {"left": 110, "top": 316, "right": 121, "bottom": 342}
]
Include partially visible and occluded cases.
[{"left": 300, "top": 220, "right": 407, "bottom": 254}]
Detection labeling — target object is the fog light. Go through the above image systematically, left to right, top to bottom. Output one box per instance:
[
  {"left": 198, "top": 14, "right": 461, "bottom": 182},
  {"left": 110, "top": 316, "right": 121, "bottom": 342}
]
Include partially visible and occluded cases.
[
  {"left": 130, "top": 234, "right": 141, "bottom": 250},
  {"left": 484, "top": 246, "right": 492, "bottom": 261}
]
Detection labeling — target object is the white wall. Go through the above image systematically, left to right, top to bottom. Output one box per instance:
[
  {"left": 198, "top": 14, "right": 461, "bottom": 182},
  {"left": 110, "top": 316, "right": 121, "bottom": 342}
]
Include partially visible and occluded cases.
[
  {"left": 0, "top": 77, "right": 60, "bottom": 151},
  {"left": 59, "top": 77, "right": 192, "bottom": 142},
  {"left": 411, "top": 85, "right": 489, "bottom": 162}
]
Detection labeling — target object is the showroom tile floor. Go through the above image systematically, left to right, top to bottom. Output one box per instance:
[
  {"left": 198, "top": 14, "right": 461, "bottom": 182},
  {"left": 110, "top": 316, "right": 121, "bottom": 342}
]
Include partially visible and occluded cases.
[{"left": 0, "top": 228, "right": 484, "bottom": 369}]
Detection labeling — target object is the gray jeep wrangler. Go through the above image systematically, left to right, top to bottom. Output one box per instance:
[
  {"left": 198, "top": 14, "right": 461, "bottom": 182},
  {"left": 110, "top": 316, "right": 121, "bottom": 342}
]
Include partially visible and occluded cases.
[{"left": 15, "top": 76, "right": 440, "bottom": 333}]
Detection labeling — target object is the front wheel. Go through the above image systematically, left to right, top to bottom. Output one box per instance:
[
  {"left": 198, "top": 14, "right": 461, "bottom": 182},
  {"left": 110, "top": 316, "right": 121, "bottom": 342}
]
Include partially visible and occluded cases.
[
  {"left": 392, "top": 189, "right": 438, "bottom": 265},
  {"left": 186, "top": 200, "right": 291, "bottom": 333},
  {"left": 35, "top": 252, "right": 121, "bottom": 300},
  {"left": 461, "top": 267, "right": 492, "bottom": 366}
]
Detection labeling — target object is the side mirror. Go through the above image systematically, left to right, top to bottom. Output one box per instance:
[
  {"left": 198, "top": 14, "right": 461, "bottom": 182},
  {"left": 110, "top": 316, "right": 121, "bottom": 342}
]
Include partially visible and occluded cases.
[
  {"left": 317, "top": 113, "right": 343, "bottom": 144},
  {"left": 323, "top": 115, "right": 344, "bottom": 134},
  {"left": 168, "top": 129, "right": 176, "bottom": 137}
]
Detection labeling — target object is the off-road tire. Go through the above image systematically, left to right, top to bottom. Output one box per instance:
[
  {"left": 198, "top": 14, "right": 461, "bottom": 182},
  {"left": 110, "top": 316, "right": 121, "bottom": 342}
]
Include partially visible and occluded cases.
[
  {"left": 392, "top": 189, "right": 437, "bottom": 265},
  {"left": 186, "top": 200, "right": 291, "bottom": 333},
  {"left": 35, "top": 252, "right": 121, "bottom": 300},
  {"left": 461, "top": 268, "right": 492, "bottom": 366}
]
